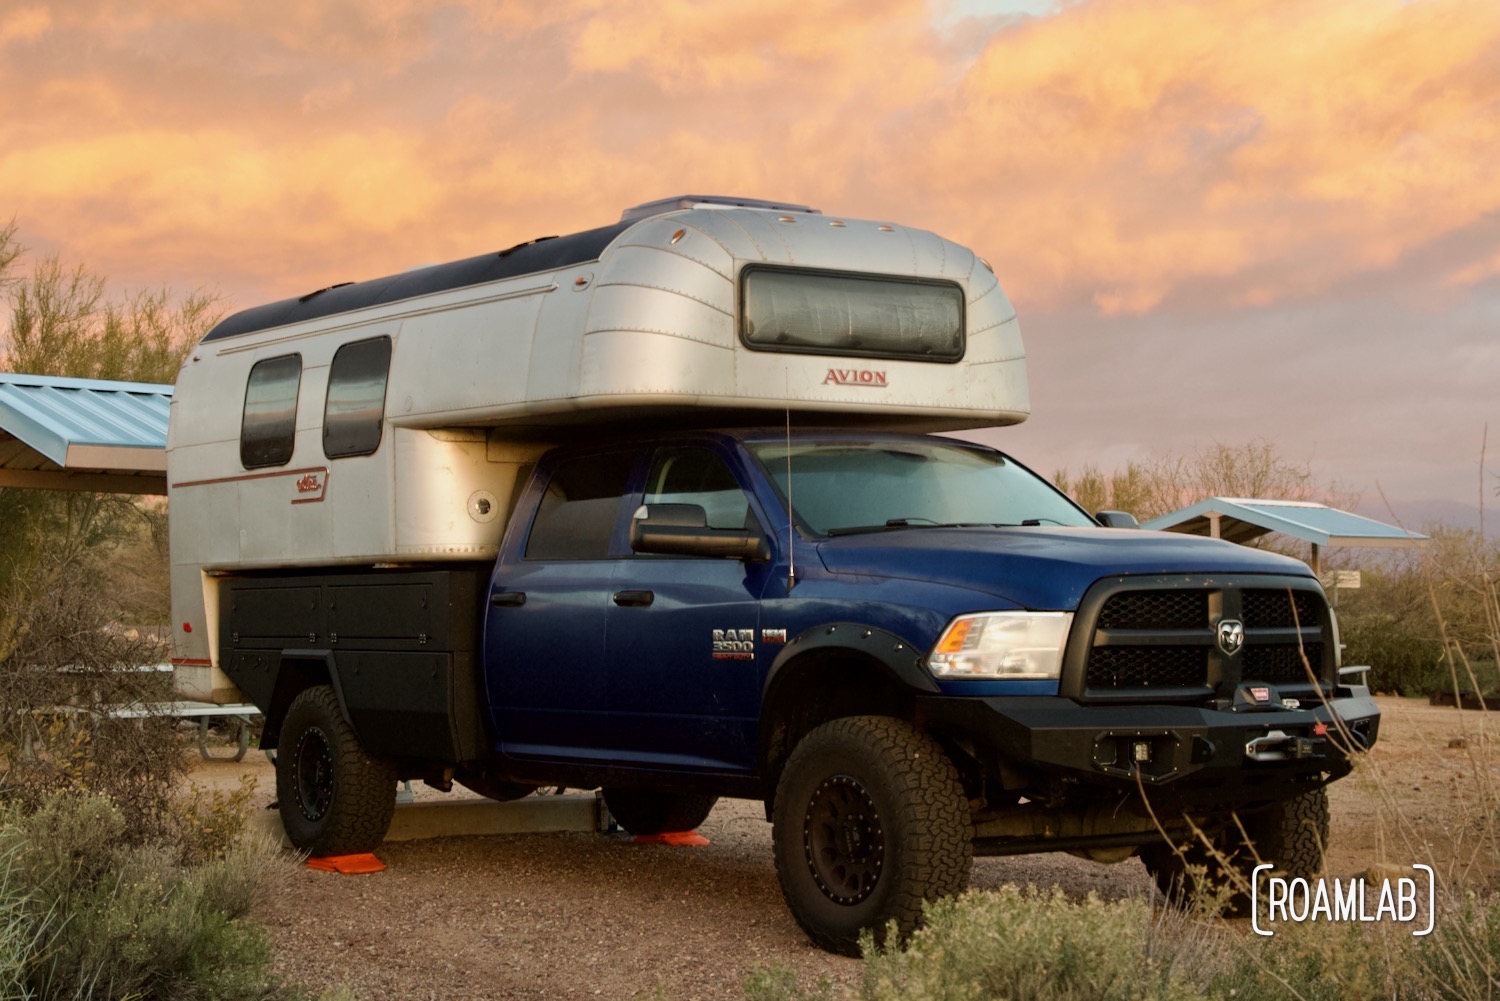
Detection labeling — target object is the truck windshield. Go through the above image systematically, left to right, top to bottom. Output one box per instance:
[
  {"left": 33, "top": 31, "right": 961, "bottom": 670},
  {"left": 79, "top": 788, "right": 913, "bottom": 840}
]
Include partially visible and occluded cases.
[{"left": 747, "top": 440, "right": 1094, "bottom": 536}]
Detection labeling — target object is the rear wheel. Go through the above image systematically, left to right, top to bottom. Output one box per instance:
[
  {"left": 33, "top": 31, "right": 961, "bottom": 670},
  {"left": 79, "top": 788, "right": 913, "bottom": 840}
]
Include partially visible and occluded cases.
[
  {"left": 275, "top": 685, "right": 396, "bottom": 856},
  {"left": 772, "top": 716, "right": 972, "bottom": 955},
  {"left": 602, "top": 788, "right": 718, "bottom": 835}
]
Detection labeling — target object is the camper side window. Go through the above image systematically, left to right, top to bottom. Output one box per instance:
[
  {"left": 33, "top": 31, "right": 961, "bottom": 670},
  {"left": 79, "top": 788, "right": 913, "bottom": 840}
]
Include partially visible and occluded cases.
[
  {"left": 323, "top": 336, "right": 392, "bottom": 459},
  {"left": 240, "top": 354, "right": 302, "bottom": 469},
  {"left": 525, "top": 451, "right": 635, "bottom": 561}
]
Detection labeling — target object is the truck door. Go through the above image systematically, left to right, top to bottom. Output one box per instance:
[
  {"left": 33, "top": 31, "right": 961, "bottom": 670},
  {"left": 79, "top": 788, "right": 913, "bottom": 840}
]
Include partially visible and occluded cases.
[
  {"left": 602, "top": 444, "right": 774, "bottom": 772},
  {"left": 483, "top": 447, "right": 637, "bottom": 761}
]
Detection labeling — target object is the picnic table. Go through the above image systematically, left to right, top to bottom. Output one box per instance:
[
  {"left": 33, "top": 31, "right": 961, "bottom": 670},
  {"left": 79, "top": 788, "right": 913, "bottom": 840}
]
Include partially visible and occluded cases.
[{"left": 108, "top": 700, "right": 262, "bottom": 761}]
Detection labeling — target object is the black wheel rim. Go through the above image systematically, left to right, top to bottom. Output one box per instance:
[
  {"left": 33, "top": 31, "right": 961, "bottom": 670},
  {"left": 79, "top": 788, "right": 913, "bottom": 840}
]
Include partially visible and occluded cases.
[
  {"left": 294, "top": 726, "right": 335, "bottom": 822},
  {"left": 803, "top": 775, "right": 885, "bottom": 905}
]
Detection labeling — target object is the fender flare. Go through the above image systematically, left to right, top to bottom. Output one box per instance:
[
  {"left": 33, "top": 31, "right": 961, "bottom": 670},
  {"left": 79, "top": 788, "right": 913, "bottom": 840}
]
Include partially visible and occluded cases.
[
  {"left": 756, "top": 621, "right": 940, "bottom": 792},
  {"left": 761, "top": 621, "right": 939, "bottom": 704},
  {"left": 262, "top": 649, "right": 357, "bottom": 748}
]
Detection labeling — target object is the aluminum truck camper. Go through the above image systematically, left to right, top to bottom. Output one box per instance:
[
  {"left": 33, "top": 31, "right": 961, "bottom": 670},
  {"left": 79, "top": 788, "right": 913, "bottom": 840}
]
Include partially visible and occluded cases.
[{"left": 168, "top": 195, "right": 1379, "bottom": 954}]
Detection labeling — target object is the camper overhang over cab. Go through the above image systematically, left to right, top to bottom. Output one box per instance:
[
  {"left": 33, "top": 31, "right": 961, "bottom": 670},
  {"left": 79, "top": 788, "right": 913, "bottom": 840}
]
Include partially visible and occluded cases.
[{"left": 166, "top": 195, "right": 1028, "bottom": 700}]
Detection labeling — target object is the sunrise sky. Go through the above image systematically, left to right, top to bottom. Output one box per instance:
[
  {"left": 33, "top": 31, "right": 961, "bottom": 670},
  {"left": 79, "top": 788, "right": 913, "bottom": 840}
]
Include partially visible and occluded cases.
[{"left": 1, "top": 0, "right": 1496, "bottom": 526}]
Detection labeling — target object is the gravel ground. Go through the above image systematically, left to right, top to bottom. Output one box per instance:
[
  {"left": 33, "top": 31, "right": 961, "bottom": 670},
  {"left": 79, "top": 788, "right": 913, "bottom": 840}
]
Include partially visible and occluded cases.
[{"left": 187, "top": 696, "right": 1494, "bottom": 1000}]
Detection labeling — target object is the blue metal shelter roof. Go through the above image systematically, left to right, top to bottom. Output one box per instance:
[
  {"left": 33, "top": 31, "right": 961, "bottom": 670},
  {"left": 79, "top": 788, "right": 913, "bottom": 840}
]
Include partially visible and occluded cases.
[
  {"left": 0, "top": 372, "right": 172, "bottom": 494},
  {"left": 1142, "top": 497, "right": 1428, "bottom": 548}
]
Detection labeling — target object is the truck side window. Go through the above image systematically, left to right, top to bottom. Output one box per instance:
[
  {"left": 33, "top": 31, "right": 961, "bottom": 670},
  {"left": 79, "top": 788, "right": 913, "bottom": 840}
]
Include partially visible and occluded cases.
[
  {"left": 323, "top": 336, "right": 392, "bottom": 459},
  {"left": 240, "top": 354, "right": 302, "bottom": 469},
  {"left": 643, "top": 447, "right": 753, "bottom": 530},
  {"left": 525, "top": 451, "right": 635, "bottom": 561}
]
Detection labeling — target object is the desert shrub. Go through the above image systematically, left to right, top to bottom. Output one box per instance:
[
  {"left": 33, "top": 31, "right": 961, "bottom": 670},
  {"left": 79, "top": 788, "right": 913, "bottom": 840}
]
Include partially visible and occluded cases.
[
  {"left": 0, "top": 219, "right": 219, "bottom": 838},
  {"left": 1054, "top": 440, "right": 1356, "bottom": 523},
  {"left": 0, "top": 491, "right": 187, "bottom": 838},
  {"left": 1339, "top": 528, "right": 1499, "bottom": 695},
  {"left": 167, "top": 775, "right": 261, "bottom": 867},
  {"left": 0, "top": 793, "right": 300, "bottom": 1001},
  {"left": 0, "top": 840, "right": 53, "bottom": 1001},
  {"left": 853, "top": 887, "right": 1203, "bottom": 1001},
  {"left": 741, "top": 888, "right": 1465, "bottom": 1001},
  {"left": 1411, "top": 892, "right": 1500, "bottom": 1001},
  {"left": 1209, "top": 920, "right": 1410, "bottom": 1001},
  {"left": 743, "top": 965, "right": 838, "bottom": 1001}
]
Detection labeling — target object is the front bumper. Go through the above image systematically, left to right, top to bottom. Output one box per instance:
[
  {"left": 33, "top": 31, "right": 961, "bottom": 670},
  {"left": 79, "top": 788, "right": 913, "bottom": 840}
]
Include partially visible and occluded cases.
[{"left": 918, "top": 687, "right": 1379, "bottom": 803}]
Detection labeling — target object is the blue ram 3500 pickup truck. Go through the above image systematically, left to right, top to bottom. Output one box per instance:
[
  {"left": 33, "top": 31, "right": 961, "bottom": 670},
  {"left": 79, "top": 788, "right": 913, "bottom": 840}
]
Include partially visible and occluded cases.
[{"left": 221, "top": 427, "right": 1378, "bottom": 953}]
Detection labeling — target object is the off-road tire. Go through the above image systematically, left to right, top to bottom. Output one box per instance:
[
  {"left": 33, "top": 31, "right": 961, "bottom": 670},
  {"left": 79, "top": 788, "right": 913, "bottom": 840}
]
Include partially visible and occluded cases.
[
  {"left": 275, "top": 685, "right": 396, "bottom": 856},
  {"left": 772, "top": 716, "right": 973, "bottom": 956},
  {"left": 456, "top": 770, "right": 538, "bottom": 803},
  {"left": 1143, "top": 785, "right": 1328, "bottom": 913},
  {"left": 1247, "top": 785, "right": 1329, "bottom": 877},
  {"left": 602, "top": 788, "right": 718, "bottom": 835}
]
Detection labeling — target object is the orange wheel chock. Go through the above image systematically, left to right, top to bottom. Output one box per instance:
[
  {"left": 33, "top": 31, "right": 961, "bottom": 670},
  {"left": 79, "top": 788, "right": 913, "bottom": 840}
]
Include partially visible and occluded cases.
[
  {"left": 633, "top": 830, "right": 711, "bottom": 846},
  {"left": 306, "top": 853, "right": 387, "bottom": 874}
]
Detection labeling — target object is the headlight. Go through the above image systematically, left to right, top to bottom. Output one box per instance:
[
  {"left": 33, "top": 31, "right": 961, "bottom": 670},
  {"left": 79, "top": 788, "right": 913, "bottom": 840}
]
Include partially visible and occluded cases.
[{"left": 928, "top": 611, "right": 1074, "bottom": 681}]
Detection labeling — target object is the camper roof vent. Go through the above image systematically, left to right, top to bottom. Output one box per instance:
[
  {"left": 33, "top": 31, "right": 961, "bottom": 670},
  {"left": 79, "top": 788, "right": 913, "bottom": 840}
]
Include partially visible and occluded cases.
[{"left": 620, "top": 195, "right": 822, "bottom": 223}]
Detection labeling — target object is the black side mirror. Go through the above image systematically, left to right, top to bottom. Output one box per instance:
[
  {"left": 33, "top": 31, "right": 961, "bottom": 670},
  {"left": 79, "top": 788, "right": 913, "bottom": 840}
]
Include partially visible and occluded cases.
[
  {"left": 630, "top": 504, "right": 771, "bottom": 561},
  {"left": 1095, "top": 510, "right": 1140, "bottom": 529}
]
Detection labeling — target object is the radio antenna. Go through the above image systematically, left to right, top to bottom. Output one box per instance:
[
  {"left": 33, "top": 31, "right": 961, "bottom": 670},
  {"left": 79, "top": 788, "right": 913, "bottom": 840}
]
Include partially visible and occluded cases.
[{"left": 785, "top": 370, "right": 797, "bottom": 592}]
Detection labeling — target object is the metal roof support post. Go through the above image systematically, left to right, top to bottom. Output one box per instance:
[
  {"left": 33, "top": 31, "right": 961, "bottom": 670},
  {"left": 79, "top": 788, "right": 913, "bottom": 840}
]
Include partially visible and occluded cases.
[
  {"left": 1208, "top": 513, "right": 1222, "bottom": 539},
  {"left": 1310, "top": 543, "right": 1322, "bottom": 577}
]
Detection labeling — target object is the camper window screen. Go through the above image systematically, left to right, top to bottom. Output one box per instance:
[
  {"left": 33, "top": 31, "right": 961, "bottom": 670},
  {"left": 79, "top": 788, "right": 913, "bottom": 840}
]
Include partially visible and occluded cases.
[
  {"left": 740, "top": 268, "right": 964, "bottom": 362},
  {"left": 323, "top": 336, "right": 392, "bottom": 459},
  {"left": 240, "top": 354, "right": 302, "bottom": 469}
]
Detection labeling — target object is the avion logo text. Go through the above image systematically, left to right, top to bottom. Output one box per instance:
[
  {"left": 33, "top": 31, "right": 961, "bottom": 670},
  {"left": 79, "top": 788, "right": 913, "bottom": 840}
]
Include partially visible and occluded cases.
[{"left": 823, "top": 369, "right": 888, "bottom": 387}]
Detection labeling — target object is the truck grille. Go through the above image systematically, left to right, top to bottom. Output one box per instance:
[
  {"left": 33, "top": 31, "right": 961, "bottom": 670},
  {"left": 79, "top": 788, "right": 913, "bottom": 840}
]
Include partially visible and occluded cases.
[
  {"left": 1071, "top": 576, "right": 1331, "bottom": 702},
  {"left": 1242, "top": 589, "right": 1320, "bottom": 629},
  {"left": 1096, "top": 590, "right": 1207, "bottom": 630},
  {"left": 1243, "top": 643, "right": 1324, "bottom": 685},
  {"left": 1085, "top": 646, "right": 1207, "bottom": 689}
]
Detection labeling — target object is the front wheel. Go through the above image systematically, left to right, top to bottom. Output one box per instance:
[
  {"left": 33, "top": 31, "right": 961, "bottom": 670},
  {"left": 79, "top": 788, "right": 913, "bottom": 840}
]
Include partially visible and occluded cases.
[
  {"left": 275, "top": 685, "right": 396, "bottom": 855},
  {"left": 772, "top": 716, "right": 973, "bottom": 955},
  {"left": 1143, "top": 785, "right": 1329, "bottom": 912}
]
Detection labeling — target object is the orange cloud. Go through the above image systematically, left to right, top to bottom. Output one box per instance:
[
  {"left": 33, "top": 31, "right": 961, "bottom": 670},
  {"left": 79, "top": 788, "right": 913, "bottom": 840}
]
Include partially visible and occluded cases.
[
  {"left": 0, "top": 0, "right": 1495, "bottom": 319},
  {"left": 568, "top": 0, "right": 946, "bottom": 99},
  {"left": 914, "top": 0, "right": 1500, "bottom": 313},
  {"left": 0, "top": 6, "right": 51, "bottom": 45}
]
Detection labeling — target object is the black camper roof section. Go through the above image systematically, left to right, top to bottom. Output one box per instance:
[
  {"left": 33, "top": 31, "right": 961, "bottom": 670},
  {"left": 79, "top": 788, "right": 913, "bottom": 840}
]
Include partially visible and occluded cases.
[{"left": 201, "top": 221, "right": 635, "bottom": 343}]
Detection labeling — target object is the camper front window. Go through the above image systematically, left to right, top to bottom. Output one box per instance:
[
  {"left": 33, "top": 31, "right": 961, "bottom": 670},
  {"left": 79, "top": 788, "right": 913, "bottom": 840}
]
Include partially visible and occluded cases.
[{"left": 740, "top": 267, "right": 964, "bottom": 363}]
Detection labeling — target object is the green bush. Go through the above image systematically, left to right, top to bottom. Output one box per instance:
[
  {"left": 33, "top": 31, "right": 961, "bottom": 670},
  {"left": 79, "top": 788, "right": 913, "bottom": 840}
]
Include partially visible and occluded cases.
[
  {"left": 1336, "top": 528, "right": 1499, "bottom": 696},
  {"left": 0, "top": 793, "right": 301, "bottom": 1001},
  {"left": 745, "top": 885, "right": 1500, "bottom": 1001},
  {"left": 855, "top": 887, "right": 1203, "bottom": 1001},
  {"left": 1413, "top": 893, "right": 1500, "bottom": 1000},
  {"left": 1210, "top": 920, "right": 1410, "bottom": 1001},
  {"left": 743, "top": 966, "right": 838, "bottom": 1001}
]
